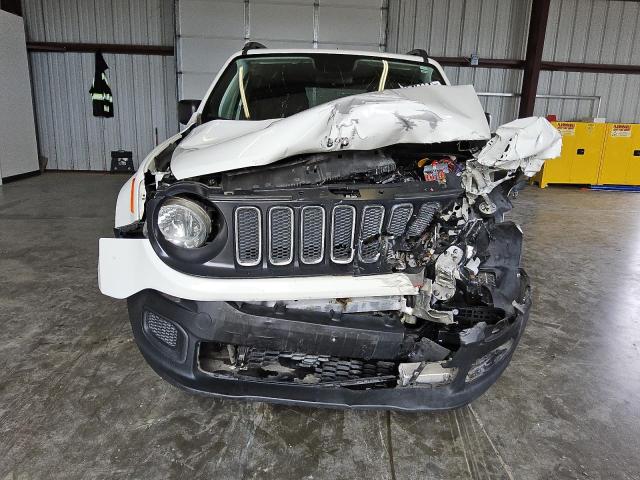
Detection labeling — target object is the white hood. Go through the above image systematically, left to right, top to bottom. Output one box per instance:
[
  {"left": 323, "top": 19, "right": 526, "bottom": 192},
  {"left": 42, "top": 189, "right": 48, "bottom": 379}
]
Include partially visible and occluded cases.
[
  {"left": 170, "top": 85, "right": 491, "bottom": 179},
  {"left": 475, "top": 117, "right": 562, "bottom": 176}
]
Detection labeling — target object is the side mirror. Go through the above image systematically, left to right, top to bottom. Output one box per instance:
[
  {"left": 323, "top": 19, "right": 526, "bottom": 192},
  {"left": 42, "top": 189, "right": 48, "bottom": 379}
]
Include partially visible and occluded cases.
[{"left": 178, "top": 99, "right": 200, "bottom": 125}]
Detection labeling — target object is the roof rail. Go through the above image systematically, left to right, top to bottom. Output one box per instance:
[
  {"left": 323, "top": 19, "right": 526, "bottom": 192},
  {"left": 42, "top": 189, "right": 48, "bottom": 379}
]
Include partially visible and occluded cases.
[
  {"left": 242, "top": 42, "right": 268, "bottom": 55},
  {"left": 406, "top": 49, "right": 430, "bottom": 63}
]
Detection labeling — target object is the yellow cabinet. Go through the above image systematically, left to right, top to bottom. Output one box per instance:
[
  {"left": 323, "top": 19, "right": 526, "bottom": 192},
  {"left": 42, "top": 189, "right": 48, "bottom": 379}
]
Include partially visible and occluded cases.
[
  {"left": 538, "top": 122, "right": 606, "bottom": 188},
  {"left": 597, "top": 124, "right": 640, "bottom": 186}
]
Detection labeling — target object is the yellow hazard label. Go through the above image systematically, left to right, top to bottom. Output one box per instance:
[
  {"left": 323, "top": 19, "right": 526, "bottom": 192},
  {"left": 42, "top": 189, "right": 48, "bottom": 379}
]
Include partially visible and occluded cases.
[
  {"left": 555, "top": 122, "right": 576, "bottom": 136},
  {"left": 611, "top": 124, "right": 632, "bottom": 137}
]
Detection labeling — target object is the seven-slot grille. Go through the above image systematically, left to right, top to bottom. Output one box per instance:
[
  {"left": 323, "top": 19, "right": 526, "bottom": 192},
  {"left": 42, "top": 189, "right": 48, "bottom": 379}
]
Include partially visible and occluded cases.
[
  {"left": 234, "top": 202, "right": 438, "bottom": 267},
  {"left": 407, "top": 202, "right": 439, "bottom": 237},
  {"left": 387, "top": 203, "right": 413, "bottom": 236},
  {"left": 331, "top": 205, "right": 356, "bottom": 263},
  {"left": 359, "top": 205, "right": 384, "bottom": 262},
  {"left": 235, "top": 206, "right": 262, "bottom": 266},
  {"left": 300, "top": 206, "right": 325, "bottom": 264},
  {"left": 269, "top": 207, "right": 294, "bottom": 265}
]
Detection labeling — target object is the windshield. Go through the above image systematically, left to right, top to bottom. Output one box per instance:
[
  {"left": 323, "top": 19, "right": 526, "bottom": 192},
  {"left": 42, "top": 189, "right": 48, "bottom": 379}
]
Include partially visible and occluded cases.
[{"left": 201, "top": 54, "right": 445, "bottom": 122}]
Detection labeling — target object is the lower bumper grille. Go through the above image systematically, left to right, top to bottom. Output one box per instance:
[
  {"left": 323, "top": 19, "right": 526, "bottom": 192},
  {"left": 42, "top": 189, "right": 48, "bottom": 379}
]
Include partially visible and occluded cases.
[
  {"left": 144, "top": 311, "right": 178, "bottom": 348},
  {"left": 199, "top": 344, "right": 397, "bottom": 385},
  {"left": 246, "top": 350, "right": 396, "bottom": 380}
]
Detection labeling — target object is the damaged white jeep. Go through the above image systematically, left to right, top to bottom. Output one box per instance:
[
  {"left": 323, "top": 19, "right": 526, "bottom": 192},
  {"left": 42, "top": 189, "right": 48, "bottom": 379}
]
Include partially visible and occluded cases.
[{"left": 99, "top": 46, "right": 561, "bottom": 410}]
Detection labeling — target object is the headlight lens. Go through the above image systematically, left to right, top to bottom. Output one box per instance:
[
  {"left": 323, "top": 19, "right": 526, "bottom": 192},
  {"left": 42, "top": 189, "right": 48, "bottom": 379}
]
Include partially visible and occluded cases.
[{"left": 157, "top": 197, "right": 211, "bottom": 248}]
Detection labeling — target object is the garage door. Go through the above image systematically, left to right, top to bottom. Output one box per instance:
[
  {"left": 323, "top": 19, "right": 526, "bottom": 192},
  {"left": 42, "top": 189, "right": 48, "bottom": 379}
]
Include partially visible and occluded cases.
[{"left": 177, "top": 0, "right": 388, "bottom": 100}]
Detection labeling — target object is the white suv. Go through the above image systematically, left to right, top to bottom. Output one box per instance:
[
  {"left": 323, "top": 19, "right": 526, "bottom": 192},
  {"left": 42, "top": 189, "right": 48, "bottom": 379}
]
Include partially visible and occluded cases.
[{"left": 98, "top": 45, "right": 560, "bottom": 410}]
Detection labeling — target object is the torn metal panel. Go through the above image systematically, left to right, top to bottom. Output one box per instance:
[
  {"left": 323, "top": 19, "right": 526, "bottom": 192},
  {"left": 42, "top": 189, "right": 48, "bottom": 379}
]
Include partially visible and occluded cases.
[
  {"left": 170, "top": 85, "right": 491, "bottom": 179},
  {"left": 461, "top": 117, "right": 561, "bottom": 205},
  {"left": 475, "top": 117, "right": 562, "bottom": 176}
]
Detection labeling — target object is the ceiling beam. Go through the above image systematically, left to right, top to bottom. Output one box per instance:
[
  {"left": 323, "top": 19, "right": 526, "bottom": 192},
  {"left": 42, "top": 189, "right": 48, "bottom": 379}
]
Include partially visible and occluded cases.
[
  {"left": 26, "top": 42, "right": 174, "bottom": 56},
  {"left": 431, "top": 57, "right": 525, "bottom": 69},
  {"left": 541, "top": 61, "right": 640, "bottom": 74}
]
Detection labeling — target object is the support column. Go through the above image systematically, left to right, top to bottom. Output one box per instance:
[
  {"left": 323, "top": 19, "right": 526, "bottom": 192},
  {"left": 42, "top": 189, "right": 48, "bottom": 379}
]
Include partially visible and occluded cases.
[{"left": 519, "top": 0, "right": 551, "bottom": 118}]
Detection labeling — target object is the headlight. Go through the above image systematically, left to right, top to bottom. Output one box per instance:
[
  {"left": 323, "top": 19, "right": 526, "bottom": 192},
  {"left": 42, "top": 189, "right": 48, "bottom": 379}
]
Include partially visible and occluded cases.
[{"left": 157, "top": 197, "right": 211, "bottom": 248}]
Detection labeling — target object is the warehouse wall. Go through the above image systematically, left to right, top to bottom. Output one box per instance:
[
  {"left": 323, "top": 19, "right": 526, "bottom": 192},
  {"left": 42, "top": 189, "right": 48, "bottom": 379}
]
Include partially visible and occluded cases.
[
  {"left": 18, "top": 0, "right": 640, "bottom": 172},
  {"left": 21, "top": 0, "right": 178, "bottom": 170},
  {"left": 177, "top": 0, "right": 388, "bottom": 100},
  {"left": 387, "top": 0, "right": 640, "bottom": 124},
  {"left": 387, "top": 0, "right": 530, "bottom": 126},
  {"left": 387, "top": 0, "right": 530, "bottom": 58},
  {"left": 536, "top": 0, "right": 640, "bottom": 122}
]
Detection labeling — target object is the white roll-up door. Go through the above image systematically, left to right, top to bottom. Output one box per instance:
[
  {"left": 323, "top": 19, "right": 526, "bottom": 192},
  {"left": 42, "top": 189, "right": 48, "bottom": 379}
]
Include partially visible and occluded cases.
[
  {"left": 177, "top": 0, "right": 388, "bottom": 100},
  {"left": 0, "top": 11, "right": 39, "bottom": 180}
]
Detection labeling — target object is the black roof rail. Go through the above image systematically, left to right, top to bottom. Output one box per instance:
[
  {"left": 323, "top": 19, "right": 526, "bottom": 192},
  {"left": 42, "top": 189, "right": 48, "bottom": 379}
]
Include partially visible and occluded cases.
[
  {"left": 242, "top": 42, "right": 268, "bottom": 55},
  {"left": 406, "top": 49, "right": 430, "bottom": 63}
]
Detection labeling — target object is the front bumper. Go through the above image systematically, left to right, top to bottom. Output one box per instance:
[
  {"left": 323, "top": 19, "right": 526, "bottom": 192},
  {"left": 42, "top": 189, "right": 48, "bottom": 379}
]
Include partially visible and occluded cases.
[
  {"left": 98, "top": 238, "right": 419, "bottom": 301},
  {"left": 127, "top": 275, "right": 531, "bottom": 411}
]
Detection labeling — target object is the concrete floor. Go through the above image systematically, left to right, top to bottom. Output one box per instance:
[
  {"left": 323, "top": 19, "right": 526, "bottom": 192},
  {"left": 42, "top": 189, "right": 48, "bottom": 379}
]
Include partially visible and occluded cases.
[{"left": 1, "top": 172, "right": 639, "bottom": 479}]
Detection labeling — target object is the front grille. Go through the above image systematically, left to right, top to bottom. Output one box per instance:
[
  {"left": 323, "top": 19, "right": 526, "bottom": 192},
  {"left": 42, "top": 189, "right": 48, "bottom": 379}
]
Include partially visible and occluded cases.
[
  {"left": 233, "top": 201, "right": 440, "bottom": 268},
  {"left": 407, "top": 202, "right": 439, "bottom": 237},
  {"left": 387, "top": 203, "right": 413, "bottom": 236},
  {"left": 331, "top": 205, "right": 356, "bottom": 263},
  {"left": 359, "top": 205, "right": 384, "bottom": 262},
  {"left": 235, "top": 206, "right": 262, "bottom": 266},
  {"left": 300, "top": 206, "right": 325, "bottom": 264},
  {"left": 268, "top": 207, "right": 293, "bottom": 265},
  {"left": 145, "top": 311, "right": 178, "bottom": 348}
]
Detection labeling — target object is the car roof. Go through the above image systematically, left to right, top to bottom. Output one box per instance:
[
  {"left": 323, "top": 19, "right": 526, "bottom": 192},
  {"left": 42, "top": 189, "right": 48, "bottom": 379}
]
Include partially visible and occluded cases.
[{"left": 243, "top": 48, "right": 426, "bottom": 63}]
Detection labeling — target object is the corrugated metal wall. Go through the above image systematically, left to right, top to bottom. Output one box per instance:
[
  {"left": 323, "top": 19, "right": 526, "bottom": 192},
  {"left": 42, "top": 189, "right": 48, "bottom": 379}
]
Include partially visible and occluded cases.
[
  {"left": 19, "top": 0, "right": 640, "bottom": 170},
  {"left": 21, "top": 0, "right": 178, "bottom": 170},
  {"left": 387, "top": 0, "right": 640, "bottom": 124},
  {"left": 387, "top": 0, "right": 530, "bottom": 127},
  {"left": 387, "top": 0, "right": 530, "bottom": 58},
  {"left": 536, "top": 0, "right": 640, "bottom": 122}
]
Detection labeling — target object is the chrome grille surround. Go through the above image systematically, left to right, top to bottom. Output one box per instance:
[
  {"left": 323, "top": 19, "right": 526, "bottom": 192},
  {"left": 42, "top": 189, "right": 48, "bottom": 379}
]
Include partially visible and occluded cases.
[
  {"left": 233, "top": 201, "right": 438, "bottom": 268},
  {"left": 407, "top": 202, "right": 439, "bottom": 237},
  {"left": 387, "top": 203, "right": 413, "bottom": 236},
  {"left": 330, "top": 205, "right": 356, "bottom": 264},
  {"left": 359, "top": 205, "right": 385, "bottom": 263},
  {"left": 235, "top": 206, "right": 262, "bottom": 266},
  {"left": 268, "top": 206, "right": 294, "bottom": 265},
  {"left": 300, "top": 206, "right": 326, "bottom": 264}
]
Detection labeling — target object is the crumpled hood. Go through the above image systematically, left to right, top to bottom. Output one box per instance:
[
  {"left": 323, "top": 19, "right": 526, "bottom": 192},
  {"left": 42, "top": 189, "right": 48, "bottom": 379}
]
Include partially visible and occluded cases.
[
  {"left": 170, "top": 85, "right": 491, "bottom": 179},
  {"left": 461, "top": 117, "right": 561, "bottom": 201},
  {"left": 476, "top": 117, "right": 562, "bottom": 176}
]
